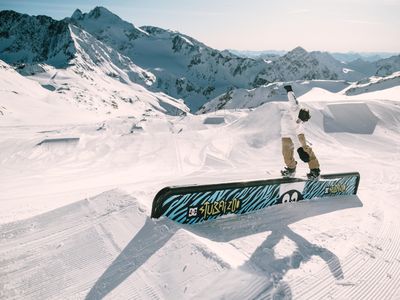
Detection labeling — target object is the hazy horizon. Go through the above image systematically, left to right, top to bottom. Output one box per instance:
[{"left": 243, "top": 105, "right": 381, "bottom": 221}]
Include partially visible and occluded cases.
[{"left": 1, "top": 0, "right": 399, "bottom": 53}]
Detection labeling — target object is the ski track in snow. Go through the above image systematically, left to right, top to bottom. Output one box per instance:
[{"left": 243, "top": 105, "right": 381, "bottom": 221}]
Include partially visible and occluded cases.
[{"left": 1, "top": 99, "right": 400, "bottom": 299}]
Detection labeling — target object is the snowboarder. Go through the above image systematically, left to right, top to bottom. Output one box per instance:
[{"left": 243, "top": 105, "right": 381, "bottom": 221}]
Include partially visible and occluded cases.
[{"left": 280, "top": 85, "right": 321, "bottom": 179}]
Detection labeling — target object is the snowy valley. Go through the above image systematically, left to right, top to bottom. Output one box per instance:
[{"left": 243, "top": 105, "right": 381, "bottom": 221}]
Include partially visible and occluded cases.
[{"left": 1, "top": 6, "right": 400, "bottom": 300}]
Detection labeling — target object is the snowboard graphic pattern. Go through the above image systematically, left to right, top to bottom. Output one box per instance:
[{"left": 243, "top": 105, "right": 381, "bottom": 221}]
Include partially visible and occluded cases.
[
  {"left": 152, "top": 172, "right": 360, "bottom": 224},
  {"left": 303, "top": 175, "right": 359, "bottom": 199},
  {"left": 163, "top": 184, "right": 280, "bottom": 224}
]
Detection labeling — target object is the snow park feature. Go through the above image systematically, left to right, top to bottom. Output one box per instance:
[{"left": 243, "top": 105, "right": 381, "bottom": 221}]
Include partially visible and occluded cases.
[
  {"left": 1, "top": 5, "right": 400, "bottom": 300},
  {"left": 151, "top": 173, "right": 360, "bottom": 224}
]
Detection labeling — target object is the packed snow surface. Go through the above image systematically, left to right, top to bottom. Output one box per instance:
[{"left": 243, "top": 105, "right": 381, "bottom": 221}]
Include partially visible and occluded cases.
[
  {"left": 1, "top": 6, "right": 400, "bottom": 299},
  {"left": 1, "top": 83, "right": 400, "bottom": 299}
]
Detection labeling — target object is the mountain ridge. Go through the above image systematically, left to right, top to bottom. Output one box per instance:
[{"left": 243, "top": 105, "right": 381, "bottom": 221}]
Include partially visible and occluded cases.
[
  {"left": 1, "top": 7, "right": 400, "bottom": 113},
  {"left": 0, "top": 10, "right": 189, "bottom": 121}
]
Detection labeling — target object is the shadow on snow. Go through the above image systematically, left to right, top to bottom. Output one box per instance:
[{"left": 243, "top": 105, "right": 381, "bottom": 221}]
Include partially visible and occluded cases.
[{"left": 86, "top": 195, "right": 362, "bottom": 299}]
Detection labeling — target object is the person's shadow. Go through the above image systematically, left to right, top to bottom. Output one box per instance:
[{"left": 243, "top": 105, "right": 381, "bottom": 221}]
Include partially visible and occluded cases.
[
  {"left": 86, "top": 195, "right": 362, "bottom": 299},
  {"left": 188, "top": 195, "right": 361, "bottom": 299},
  {"left": 85, "top": 218, "right": 179, "bottom": 300},
  {"left": 242, "top": 224, "right": 344, "bottom": 299}
]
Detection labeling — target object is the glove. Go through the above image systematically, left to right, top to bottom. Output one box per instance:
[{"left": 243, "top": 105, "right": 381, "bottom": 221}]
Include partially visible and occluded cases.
[
  {"left": 284, "top": 85, "right": 293, "bottom": 93},
  {"left": 298, "top": 108, "right": 311, "bottom": 122},
  {"left": 297, "top": 147, "right": 310, "bottom": 162}
]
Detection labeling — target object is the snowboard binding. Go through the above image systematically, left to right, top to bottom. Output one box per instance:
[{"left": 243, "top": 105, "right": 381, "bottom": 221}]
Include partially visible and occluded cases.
[
  {"left": 281, "top": 166, "right": 296, "bottom": 178},
  {"left": 307, "top": 168, "right": 321, "bottom": 180}
]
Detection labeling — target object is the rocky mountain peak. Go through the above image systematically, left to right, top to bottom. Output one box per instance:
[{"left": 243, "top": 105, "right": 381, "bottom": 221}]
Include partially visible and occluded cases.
[
  {"left": 87, "top": 6, "right": 117, "bottom": 20},
  {"left": 68, "top": 7, "right": 148, "bottom": 44},
  {"left": 71, "top": 9, "right": 83, "bottom": 20},
  {"left": 0, "top": 11, "right": 75, "bottom": 67},
  {"left": 285, "top": 46, "right": 309, "bottom": 58}
]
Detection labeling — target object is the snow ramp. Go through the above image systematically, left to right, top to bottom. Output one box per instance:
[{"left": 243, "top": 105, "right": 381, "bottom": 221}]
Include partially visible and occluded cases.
[{"left": 323, "top": 102, "right": 379, "bottom": 134}]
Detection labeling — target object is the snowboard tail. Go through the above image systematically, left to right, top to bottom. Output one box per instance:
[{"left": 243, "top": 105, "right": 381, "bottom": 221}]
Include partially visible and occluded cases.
[{"left": 151, "top": 172, "right": 360, "bottom": 224}]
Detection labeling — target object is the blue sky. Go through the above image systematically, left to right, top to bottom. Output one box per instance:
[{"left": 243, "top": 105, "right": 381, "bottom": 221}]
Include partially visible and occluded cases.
[{"left": 1, "top": 0, "right": 399, "bottom": 52}]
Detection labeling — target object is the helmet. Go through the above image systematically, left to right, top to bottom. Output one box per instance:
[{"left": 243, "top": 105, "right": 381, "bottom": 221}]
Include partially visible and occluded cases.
[{"left": 298, "top": 108, "right": 311, "bottom": 122}]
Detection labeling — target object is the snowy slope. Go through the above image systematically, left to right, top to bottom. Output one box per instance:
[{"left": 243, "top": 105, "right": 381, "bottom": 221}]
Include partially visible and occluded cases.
[
  {"left": 2, "top": 6, "right": 400, "bottom": 300},
  {"left": 41, "top": 24, "right": 188, "bottom": 116},
  {"left": 0, "top": 59, "right": 99, "bottom": 125},
  {"left": 1, "top": 86, "right": 400, "bottom": 298}
]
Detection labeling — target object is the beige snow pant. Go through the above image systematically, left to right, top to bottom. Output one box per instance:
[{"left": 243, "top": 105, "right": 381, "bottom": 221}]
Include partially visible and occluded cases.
[{"left": 282, "top": 134, "right": 320, "bottom": 169}]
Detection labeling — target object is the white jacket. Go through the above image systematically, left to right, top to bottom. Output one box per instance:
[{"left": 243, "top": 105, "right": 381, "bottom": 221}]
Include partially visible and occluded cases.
[{"left": 280, "top": 91, "right": 305, "bottom": 140}]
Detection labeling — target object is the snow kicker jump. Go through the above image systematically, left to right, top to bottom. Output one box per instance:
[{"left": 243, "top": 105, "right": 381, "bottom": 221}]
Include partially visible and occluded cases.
[{"left": 151, "top": 173, "right": 360, "bottom": 224}]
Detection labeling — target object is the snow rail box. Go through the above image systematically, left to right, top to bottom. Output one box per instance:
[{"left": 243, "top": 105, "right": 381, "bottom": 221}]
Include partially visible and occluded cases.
[{"left": 151, "top": 172, "right": 360, "bottom": 224}]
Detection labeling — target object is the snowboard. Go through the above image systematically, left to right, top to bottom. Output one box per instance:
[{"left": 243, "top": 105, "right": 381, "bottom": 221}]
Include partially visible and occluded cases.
[{"left": 151, "top": 172, "right": 360, "bottom": 224}]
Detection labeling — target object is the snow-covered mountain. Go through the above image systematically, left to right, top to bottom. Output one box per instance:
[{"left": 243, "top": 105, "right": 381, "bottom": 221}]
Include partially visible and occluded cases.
[
  {"left": 1, "top": 7, "right": 400, "bottom": 114},
  {"left": 65, "top": 7, "right": 397, "bottom": 111},
  {"left": 67, "top": 7, "right": 268, "bottom": 111},
  {"left": 0, "top": 10, "right": 189, "bottom": 122},
  {"left": 0, "top": 10, "right": 75, "bottom": 67},
  {"left": 254, "top": 47, "right": 369, "bottom": 84},
  {"left": 228, "top": 49, "right": 286, "bottom": 59},
  {"left": 230, "top": 50, "right": 397, "bottom": 63},
  {"left": 331, "top": 52, "right": 397, "bottom": 63},
  {"left": 345, "top": 54, "right": 400, "bottom": 78},
  {"left": 375, "top": 55, "right": 400, "bottom": 77},
  {"left": 0, "top": 59, "right": 98, "bottom": 125},
  {"left": 346, "top": 59, "right": 379, "bottom": 77},
  {"left": 200, "top": 70, "right": 400, "bottom": 113},
  {"left": 345, "top": 71, "right": 400, "bottom": 96},
  {"left": 198, "top": 80, "right": 351, "bottom": 113}
]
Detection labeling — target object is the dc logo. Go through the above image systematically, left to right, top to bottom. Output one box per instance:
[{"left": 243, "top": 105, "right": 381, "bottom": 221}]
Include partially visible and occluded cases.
[
  {"left": 280, "top": 190, "right": 303, "bottom": 203},
  {"left": 188, "top": 207, "right": 198, "bottom": 217}
]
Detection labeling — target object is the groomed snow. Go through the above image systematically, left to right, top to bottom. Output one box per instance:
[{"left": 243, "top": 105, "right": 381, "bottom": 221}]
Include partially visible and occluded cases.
[{"left": 1, "top": 85, "right": 400, "bottom": 299}]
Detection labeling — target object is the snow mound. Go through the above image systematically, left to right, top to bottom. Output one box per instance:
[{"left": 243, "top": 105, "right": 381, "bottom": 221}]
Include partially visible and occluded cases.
[
  {"left": 0, "top": 59, "right": 98, "bottom": 125},
  {"left": 323, "top": 102, "right": 379, "bottom": 134},
  {"left": 203, "top": 116, "right": 226, "bottom": 125},
  {"left": 37, "top": 137, "right": 80, "bottom": 146}
]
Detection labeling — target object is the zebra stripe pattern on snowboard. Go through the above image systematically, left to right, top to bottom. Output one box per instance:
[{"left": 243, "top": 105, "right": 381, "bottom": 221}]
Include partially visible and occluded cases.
[{"left": 152, "top": 172, "right": 360, "bottom": 224}]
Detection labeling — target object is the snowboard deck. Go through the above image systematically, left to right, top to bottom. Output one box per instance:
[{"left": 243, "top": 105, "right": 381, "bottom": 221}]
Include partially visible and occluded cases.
[{"left": 151, "top": 172, "right": 360, "bottom": 224}]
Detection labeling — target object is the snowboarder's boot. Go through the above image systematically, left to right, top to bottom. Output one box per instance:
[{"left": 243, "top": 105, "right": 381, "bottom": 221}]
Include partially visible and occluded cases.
[
  {"left": 281, "top": 166, "right": 296, "bottom": 178},
  {"left": 307, "top": 168, "right": 321, "bottom": 180}
]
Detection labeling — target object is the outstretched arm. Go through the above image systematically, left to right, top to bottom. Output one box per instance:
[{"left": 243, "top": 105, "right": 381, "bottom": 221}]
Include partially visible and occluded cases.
[
  {"left": 282, "top": 84, "right": 306, "bottom": 137},
  {"left": 284, "top": 85, "right": 299, "bottom": 108}
]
